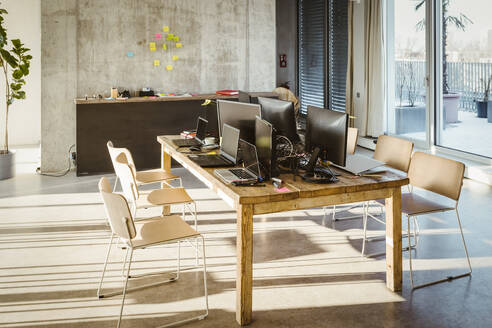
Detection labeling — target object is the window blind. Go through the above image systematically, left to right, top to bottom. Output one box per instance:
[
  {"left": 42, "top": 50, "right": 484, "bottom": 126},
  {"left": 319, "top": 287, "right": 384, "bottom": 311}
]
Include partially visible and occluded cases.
[
  {"left": 298, "top": 0, "right": 348, "bottom": 115},
  {"left": 298, "top": 0, "right": 326, "bottom": 115}
]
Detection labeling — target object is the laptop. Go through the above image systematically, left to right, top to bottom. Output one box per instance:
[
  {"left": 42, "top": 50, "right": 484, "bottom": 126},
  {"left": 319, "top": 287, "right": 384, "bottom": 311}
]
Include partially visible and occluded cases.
[
  {"left": 173, "top": 117, "right": 207, "bottom": 148},
  {"left": 188, "top": 123, "right": 239, "bottom": 167},
  {"left": 214, "top": 139, "right": 260, "bottom": 185},
  {"left": 331, "top": 153, "right": 385, "bottom": 175}
]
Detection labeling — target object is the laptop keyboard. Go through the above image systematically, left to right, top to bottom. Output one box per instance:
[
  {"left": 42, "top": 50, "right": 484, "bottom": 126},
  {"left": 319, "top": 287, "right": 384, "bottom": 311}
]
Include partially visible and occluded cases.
[{"left": 229, "top": 169, "right": 254, "bottom": 179}]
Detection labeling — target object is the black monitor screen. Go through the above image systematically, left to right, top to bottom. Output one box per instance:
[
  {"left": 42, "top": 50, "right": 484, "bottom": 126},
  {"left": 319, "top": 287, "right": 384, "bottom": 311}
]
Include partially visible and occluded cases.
[
  {"left": 238, "top": 91, "right": 251, "bottom": 103},
  {"left": 258, "top": 97, "right": 299, "bottom": 144},
  {"left": 217, "top": 100, "right": 261, "bottom": 144},
  {"left": 305, "top": 106, "right": 348, "bottom": 167},
  {"left": 255, "top": 116, "right": 273, "bottom": 180},
  {"left": 195, "top": 117, "right": 208, "bottom": 142}
]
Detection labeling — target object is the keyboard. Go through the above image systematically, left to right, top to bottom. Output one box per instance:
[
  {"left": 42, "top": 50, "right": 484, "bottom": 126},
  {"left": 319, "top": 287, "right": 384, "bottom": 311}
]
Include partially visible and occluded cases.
[{"left": 230, "top": 168, "right": 255, "bottom": 179}]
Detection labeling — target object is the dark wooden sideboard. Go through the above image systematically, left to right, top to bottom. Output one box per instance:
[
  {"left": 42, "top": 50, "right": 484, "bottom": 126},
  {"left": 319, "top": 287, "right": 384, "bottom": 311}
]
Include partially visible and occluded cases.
[{"left": 75, "top": 92, "right": 276, "bottom": 175}]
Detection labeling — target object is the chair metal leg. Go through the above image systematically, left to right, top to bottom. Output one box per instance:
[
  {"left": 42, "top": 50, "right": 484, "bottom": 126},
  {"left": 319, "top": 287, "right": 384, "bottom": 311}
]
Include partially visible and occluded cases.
[
  {"left": 113, "top": 176, "right": 119, "bottom": 192},
  {"left": 194, "top": 202, "right": 199, "bottom": 266},
  {"left": 361, "top": 202, "right": 368, "bottom": 257},
  {"left": 408, "top": 210, "right": 472, "bottom": 290},
  {"left": 407, "top": 215, "right": 415, "bottom": 289},
  {"left": 97, "top": 234, "right": 115, "bottom": 298},
  {"left": 155, "top": 236, "right": 209, "bottom": 328},
  {"left": 121, "top": 247, "right": 130, "bottom": 278},
  {"left": 117, "top": 248, "right": 133, "bottom": 328}
]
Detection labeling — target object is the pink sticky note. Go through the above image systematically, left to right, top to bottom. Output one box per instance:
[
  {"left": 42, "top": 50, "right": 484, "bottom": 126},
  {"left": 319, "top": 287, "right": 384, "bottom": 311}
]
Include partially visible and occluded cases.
[
  {"left": 155, "top": 33, "right": 162, "bottom": 39},
  {"left": 275, "top": 187, "right": 291, "bottom": 193}
]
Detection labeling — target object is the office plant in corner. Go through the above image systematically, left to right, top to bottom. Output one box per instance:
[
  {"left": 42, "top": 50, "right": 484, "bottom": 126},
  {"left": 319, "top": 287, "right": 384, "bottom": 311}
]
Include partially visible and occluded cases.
[{"left": 0, "top": 5, "right": 32, "bottom": 180}]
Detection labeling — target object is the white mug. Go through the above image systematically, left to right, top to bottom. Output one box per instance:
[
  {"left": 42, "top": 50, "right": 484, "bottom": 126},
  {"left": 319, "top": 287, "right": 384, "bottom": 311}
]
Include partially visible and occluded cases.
[{"left": 204, "top": 137, "right": 216, "bottom": 145}]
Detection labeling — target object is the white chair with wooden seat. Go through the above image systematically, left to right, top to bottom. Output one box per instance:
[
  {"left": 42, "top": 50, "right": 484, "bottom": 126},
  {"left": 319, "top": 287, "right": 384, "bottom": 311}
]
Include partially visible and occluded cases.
[
  {"left": 356, "top": 135, "right": 414, "bottom": 256},
  {"left": 107, "top": 141, "right": 181, "bottom": 192},
  {"left": 115, "top": 152, "right": 200, "bottom": 262},
  {"left": 397, "top": 152, "right": 471, "bottom": 289},
  {"left": 97, "top": 177, "right": 208, "bottom": 328}
]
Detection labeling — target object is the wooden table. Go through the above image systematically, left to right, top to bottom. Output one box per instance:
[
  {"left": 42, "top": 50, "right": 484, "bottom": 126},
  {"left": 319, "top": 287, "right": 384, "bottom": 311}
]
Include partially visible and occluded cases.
[{"left": 157, "top": 135, "right": 409, "bottom": 326}]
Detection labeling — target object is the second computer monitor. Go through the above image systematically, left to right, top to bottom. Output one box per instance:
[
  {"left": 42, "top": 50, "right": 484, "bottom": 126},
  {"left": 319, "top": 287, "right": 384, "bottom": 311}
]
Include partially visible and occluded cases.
[
  {"left": 257, "top": 97, "right": 299, "bottom": 144},
  {"left": 217, "top": 99, "right": 261, "bottom": 144},
  {"left": 305, "top": 105, "right": 348, "bottom": 167},
  {"left": 255, "top": 116, "right": 277, "bottom": 180}
]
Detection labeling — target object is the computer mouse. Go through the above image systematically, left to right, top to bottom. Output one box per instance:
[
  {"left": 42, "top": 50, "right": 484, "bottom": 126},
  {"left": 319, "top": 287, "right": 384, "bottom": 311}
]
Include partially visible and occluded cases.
[{"left": 189, "top": 146, "right": 201, "bottom": 152}]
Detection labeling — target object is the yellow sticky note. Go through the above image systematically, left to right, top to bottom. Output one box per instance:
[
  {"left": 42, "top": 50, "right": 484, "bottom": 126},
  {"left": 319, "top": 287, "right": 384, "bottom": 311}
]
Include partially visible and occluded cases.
[
  {"left": 163, "top": 26, "right": 169, "bottom": 32},
  {"left": 168, "top": 33, "right": 174, "bottom": 38},
  {"left": 173, "top": 36, "right": 179, "bottom": 42},
  {"left": 149, "top": 42, "right": 156, "bottom": 48},
  {"left": 176, "top": 43, "right": 182, "bottom": 48},
  {"left": 162, "top": 44, "right": 167, "bottom": 50},
  {"left": 150, "top": 47, "right": 156, "bottom": 52},
  {"left": 172, "top": 55, "right": 179, "bottom": 61},
  {"left": 154, "top": 60, "right": 160, "bottom": 66},
  {"left": 166, "top": 65, "right": 173, "bottom": 71}
]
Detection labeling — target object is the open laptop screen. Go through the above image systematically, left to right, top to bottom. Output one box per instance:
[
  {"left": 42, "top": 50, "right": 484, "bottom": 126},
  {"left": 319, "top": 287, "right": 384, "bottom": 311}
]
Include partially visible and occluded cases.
[
  {"left": 195, "top": 117, "right": 207, "bottom": 142},
  {"left": 220, "top": 124, "right": 240, "bottom": 163},
  {"left": 239, "top": 139, "right": 260, "bottom": 177}
]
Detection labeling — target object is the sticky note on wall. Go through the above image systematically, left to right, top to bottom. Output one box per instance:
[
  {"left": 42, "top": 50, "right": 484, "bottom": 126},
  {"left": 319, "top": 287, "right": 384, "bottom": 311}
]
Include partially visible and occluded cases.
[
  {"left": 163, "top": 26, "right": 169, "bottom": 32},
  {"left": 155, "top": 33, "right": 162, "bottom": 39},
  {"left": 173, "top": 36, "right": 179, "bottom": 42},
  {"left": 176, "top": 43, "right": 182, "bottom": 48},
  {"left": 162, "top": 44, "right": 167, "bottom": 50},
  {"left": 126, "top": 51, "right": 134, "bottom": 57},
  {"left": 172, "top": 55, "right": 179, "bottom": 61},
  {"left": 154, "top": 60, "right": 160, "bottom": 66},
  {"left": 166, "top": 65, "right": 173, "bottom": 71}
]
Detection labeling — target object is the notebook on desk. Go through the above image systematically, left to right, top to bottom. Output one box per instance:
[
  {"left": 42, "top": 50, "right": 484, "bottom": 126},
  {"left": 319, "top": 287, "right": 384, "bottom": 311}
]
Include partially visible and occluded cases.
[{"left": 331, "top": 154, "right": 385, "bottom": 175}]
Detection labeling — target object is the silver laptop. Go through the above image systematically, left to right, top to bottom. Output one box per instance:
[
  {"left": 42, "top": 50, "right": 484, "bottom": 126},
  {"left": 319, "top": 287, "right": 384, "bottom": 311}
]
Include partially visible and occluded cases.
[
  {"left": 214, "top": 140, "right": 260, "bottom": 184},
  {"left": 332, "top": 154, "right": 385, "bottom": 175}
]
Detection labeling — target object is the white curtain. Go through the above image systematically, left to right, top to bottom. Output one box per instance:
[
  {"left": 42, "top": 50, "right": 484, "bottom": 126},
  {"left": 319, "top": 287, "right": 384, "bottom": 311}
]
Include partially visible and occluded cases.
[{"left": 363, "top": 0, "right": 385, "bottom": 137}]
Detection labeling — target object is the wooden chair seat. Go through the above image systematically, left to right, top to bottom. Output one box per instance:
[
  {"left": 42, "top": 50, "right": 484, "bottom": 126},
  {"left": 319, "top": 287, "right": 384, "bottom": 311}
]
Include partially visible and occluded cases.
[
  {"left": 135, "top": 169, "right": 178, "bottom": 185},
  {"left": 136, "top": 187, "right": 193, "bottom": 209},
  {"left": 374, "top": 193, "right": 455, "bottom": 216},
  {"left": 131, "top": 215, "right": 200, "bottom": 248}
]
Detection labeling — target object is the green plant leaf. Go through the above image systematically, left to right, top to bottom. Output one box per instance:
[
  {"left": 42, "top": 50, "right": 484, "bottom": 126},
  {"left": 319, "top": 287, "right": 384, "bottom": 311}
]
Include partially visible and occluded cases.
[
  {"left": 11, "top": 39, "right": 21, "bottom": 48},
  {"left": 0, "top": 49, "right": 17, "bottom": 67},
  {"left": 12, "top": 69, "right": 22, "bottom": 79},
  {"left": 10, "top": 83, "right": 21, "bottom": 91}
]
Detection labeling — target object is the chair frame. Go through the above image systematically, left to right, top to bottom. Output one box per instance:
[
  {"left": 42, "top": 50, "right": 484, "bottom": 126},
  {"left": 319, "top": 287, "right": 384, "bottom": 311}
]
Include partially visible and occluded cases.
[{"left": 97, "top": 179, "right": 208, "bottom": 328}]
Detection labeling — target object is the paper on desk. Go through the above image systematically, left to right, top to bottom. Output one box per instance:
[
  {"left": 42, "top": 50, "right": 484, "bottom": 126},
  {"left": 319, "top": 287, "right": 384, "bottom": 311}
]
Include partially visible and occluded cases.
[{"left": 275, "top": 187, "right": 291, "bottom": 193}]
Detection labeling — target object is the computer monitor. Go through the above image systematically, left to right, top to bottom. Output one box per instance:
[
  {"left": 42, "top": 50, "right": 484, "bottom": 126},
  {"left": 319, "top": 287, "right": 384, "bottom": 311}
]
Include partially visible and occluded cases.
[
  {"left": 238, "top": 91, "right": 251, "bottom": 103},
  {"left": 257, "top": 97, "right": 299, "bottom": 144},
  {"left": 217, "top": 99, "right": 261, "bottom": 144},
  {"left": 305, "top": 105, "right": 348, "bottom": 169},
  {"left": 255, "top": 116, "right": 278, "bottom": 180},
  {"left": 239, "top": 139, "right": 260, "bottom": 178}
]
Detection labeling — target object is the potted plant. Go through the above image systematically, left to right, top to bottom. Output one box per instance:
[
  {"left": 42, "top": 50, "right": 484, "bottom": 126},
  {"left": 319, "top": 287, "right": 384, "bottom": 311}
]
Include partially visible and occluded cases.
[
  {"left": 415, "top": 0, "right": 472, "bottom": 123},
  {"left": 0, "top": 6, "right": 32, "bottom": 180},
  {"left": 395, "top": 61, "right": 426, "bottom": 134},
  {"left": 476, "top": 74, "right": 491, "bottom": 119}
]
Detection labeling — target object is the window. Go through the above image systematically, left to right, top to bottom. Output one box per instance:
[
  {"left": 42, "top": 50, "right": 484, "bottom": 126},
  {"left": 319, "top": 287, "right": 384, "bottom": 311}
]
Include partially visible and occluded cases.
[{"left": 298, "top": 0, "right": 348, "bottom": 115}]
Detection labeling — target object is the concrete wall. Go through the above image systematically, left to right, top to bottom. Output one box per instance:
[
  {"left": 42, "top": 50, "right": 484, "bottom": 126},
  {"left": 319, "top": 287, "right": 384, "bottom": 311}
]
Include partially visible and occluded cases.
[
  {"left": 0, "top": 0, "right": 41, "bottom": 147},
  {"left": 41, "top": 0, "right": 276, "bottom": 172},
  {"left": 276, "top": 0, "right": 297, "bottom": 95}
]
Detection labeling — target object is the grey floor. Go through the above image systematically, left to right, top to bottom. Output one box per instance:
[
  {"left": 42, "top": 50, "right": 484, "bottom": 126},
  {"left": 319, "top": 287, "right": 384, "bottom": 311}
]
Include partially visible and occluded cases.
[{"left": 1, "top": 158, "right": 492, "bottom": 327}]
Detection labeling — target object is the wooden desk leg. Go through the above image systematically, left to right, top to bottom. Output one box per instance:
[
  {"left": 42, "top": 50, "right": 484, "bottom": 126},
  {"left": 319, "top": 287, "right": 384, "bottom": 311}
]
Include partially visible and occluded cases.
[
  {"left": 161, "top": 144, "right": 171, "bottom": 215},
  {"left": 385, "top": 187, "right": 402, "bottom": 292},
  {"left": 236, "top": 204, "right": 253, "bottom": 325}
]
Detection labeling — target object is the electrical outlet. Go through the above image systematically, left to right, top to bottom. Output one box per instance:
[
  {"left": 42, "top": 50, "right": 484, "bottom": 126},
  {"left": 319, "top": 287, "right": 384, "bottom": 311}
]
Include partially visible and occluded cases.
[{"left": 70, "top": 152, "right": 77, "bottom": 166}]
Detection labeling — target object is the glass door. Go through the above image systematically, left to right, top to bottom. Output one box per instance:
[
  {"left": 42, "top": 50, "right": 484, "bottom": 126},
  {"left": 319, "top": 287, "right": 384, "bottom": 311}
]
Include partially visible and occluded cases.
[
  {"left": 386, "top": 0, "right": 430, "bottom": 147},
  {"left": 435, "top": 0, "right": 492, "bottom": 159}
]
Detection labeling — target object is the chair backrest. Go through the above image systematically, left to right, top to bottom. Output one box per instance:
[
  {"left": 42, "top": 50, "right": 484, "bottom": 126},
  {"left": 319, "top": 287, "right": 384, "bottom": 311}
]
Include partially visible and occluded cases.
[
  {"left": 347, "top": 127, "right": 359, "bottom": 155},
  {"left": 374, "top": 135, "right": 414, "bottom": 172},
  {"left": 107, "top": 141, "right": 137, "bottom": 177},
  {"left": 114, "top": 152, "right": 140, "bottom": 202},
  {"left": 408, "top": 152, "right": 465, "bottom": 201},
  {"left": 98, "top": 177, "right": 136, "bottom": 241}
]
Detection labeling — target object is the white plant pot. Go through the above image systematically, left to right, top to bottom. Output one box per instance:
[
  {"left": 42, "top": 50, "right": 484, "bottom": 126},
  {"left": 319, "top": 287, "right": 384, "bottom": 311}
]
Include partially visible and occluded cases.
[{"left": 0, "top": 150, "right": 15, "bottom": 180}]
